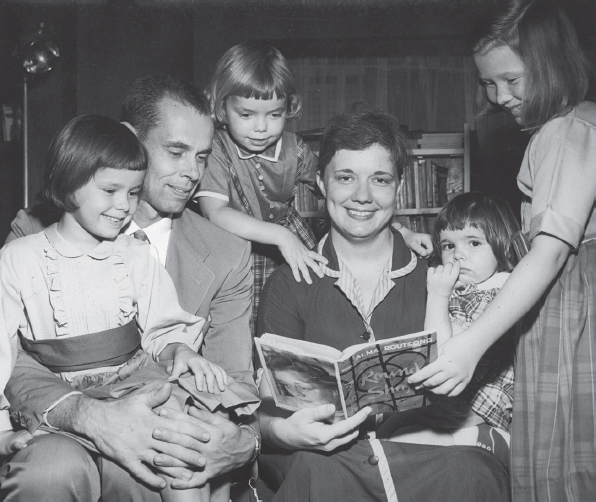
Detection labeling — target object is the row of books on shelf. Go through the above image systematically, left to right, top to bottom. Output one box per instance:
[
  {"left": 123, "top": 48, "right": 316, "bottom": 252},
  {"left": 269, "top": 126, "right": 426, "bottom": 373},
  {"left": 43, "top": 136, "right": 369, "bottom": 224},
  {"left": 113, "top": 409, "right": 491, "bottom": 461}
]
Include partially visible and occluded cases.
[
  {"left": 396, "top": 157, "right": 464, "bottom": 211},
  {"left": 296, "top": 183, "right": 325, "bottom": 214}
]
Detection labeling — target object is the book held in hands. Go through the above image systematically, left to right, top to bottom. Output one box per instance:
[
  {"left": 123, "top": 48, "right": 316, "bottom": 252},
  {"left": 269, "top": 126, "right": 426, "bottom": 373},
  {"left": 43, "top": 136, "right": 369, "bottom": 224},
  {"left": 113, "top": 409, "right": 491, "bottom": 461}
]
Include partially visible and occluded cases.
[{"left": 255, "top": 330, "right": 437, "bottom": 419}]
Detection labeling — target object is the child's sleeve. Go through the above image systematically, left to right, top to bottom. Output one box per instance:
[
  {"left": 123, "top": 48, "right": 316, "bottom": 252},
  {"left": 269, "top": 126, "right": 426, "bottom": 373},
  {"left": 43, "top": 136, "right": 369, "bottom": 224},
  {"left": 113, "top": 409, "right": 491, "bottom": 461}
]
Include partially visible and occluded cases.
[
  {"left": 194, "top": 133, "right": 233, "bottom": 203},
  {"left": 0, "top": 245, "right": 25, "bottom": 419},
  {"left": 132, "top": 245, "right": 205, "bottom": 361}
]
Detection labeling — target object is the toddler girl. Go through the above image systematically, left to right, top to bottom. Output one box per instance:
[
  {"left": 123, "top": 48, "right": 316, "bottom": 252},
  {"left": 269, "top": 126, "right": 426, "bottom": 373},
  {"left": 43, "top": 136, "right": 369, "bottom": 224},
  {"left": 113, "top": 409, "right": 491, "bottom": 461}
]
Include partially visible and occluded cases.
[
  {"left": 410, "top": 3, "right": 596, "bottom": 497},
  {"left": 197, "top": 42, "right": 326, "bottom": 333},
  {"left": 198, "top": 42, "right": 430, "bottom": 333},
  {"left": 0, "top": 115, "right": 256, "bottom": 501},
  {"left": 387, "top": 192, "right": 520, "bottom": 468},
  {"left": 425, "top": 192, "right": 520, "bottom": 434}
]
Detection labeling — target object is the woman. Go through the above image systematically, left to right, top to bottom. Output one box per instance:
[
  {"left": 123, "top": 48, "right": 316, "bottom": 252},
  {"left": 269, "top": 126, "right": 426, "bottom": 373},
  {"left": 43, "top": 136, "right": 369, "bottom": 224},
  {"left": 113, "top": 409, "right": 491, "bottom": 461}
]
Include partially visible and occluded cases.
[{"left": 257, "top": 111, "right": 510, "bottom": 501}]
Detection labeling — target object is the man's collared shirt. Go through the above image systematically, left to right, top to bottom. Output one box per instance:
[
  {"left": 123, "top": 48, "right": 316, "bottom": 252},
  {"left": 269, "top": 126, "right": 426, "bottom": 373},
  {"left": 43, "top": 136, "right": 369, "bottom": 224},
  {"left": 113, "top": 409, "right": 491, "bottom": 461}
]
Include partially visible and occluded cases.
[{"left": 126, "top": 216, "right": 173, "bottom": 266}]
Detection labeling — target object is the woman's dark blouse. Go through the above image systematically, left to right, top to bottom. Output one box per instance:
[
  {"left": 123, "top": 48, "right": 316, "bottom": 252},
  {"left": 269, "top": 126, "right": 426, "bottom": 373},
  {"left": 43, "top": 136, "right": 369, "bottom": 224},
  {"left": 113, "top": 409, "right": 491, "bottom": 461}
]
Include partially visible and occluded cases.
[{"left": 258, "top": 229, "right": 427, "bottom": 351}]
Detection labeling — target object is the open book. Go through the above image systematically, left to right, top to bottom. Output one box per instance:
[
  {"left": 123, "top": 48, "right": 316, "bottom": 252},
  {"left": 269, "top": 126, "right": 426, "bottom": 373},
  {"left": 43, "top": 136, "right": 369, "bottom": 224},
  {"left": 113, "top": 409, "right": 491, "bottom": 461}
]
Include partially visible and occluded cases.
[{"left": 255, "top": 330, "right": 437, "bottom": 419}]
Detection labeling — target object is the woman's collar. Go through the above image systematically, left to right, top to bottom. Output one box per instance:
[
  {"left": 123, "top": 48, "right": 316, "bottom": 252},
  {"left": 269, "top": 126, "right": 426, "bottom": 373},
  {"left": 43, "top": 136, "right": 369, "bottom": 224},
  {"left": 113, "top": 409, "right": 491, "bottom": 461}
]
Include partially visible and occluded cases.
[{"left": 318, "top": 227, "right": 416, "bottom": 276}]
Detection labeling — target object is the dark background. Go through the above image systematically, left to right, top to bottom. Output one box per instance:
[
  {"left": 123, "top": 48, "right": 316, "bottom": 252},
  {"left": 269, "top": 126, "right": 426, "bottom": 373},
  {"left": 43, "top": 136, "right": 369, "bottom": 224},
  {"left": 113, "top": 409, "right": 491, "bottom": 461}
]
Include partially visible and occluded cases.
[{"left": 1, "top": 0, "right": 594, "bottom": 243}]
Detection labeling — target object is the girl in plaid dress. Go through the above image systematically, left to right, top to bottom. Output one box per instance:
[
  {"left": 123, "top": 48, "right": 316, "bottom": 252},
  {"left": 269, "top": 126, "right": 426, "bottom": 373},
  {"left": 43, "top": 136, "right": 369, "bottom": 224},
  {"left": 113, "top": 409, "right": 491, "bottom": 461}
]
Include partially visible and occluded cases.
[
  {"left": 410, "top": 2, "right": 596, "bottom": 500},
  {"left": 197, "top": 42, "right": 326, "bottom": 335},
  {"left": 198, "top": 42, "right": 435, "bottom": 334}
]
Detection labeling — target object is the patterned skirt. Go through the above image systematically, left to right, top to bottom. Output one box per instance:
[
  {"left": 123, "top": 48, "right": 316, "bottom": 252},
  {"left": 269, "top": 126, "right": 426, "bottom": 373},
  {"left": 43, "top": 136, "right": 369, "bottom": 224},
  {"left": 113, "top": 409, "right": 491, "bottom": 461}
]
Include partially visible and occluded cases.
[{"left": 511, "top": 239, "right": 596, "bottom": 501}]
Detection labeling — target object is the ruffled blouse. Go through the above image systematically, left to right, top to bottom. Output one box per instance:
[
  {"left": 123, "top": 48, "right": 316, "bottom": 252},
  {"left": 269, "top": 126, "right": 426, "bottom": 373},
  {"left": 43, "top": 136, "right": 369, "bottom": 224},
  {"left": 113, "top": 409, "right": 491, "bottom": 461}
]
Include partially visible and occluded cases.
[{"left": 0, "top": 224, "right": 204, "bottom": 399}]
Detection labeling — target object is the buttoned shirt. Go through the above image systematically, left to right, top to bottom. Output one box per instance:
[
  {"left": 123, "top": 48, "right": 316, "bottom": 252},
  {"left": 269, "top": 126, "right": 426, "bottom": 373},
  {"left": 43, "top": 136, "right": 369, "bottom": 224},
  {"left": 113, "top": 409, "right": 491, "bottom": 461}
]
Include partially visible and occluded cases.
[
  {"left": 196, "top": 128, "right": 318, "bottom": 223},
  {"left": 258, "top": 228, "right": 427, "bottom": 350}
]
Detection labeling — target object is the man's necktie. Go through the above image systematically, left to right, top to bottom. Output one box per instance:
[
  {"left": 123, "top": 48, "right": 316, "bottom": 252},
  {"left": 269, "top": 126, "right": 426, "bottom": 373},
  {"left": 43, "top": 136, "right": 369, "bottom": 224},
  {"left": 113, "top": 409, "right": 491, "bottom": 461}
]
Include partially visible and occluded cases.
[{"left": 132, "top": 229, "right": 151, "bottom": 244}]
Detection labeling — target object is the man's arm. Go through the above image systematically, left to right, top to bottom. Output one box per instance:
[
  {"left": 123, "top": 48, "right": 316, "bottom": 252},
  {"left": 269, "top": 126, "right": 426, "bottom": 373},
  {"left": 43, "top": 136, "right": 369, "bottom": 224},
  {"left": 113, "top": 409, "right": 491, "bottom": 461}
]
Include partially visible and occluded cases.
[{"left": 200, "top": 238, "right": 253, "bottom": 377}]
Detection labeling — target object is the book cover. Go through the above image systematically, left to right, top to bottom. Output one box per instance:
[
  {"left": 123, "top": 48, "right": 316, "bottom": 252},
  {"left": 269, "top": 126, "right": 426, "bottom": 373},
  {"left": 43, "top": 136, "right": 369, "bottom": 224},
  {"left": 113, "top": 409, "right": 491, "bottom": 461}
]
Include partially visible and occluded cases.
[{"left": 255, "top": 330, "right": 437, "bottom": 419}]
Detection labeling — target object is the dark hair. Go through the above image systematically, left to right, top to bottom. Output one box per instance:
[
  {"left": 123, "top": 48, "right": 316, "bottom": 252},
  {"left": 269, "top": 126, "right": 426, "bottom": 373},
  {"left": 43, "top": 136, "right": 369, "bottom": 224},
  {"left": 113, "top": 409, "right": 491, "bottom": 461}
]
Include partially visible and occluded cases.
[
  {"left": 473, "top": 0, "right": 590, "bottom": 129},
  {"left": 207, "top": 42, "right": 302, "bottom": 123},
  {"left": 121, "top": 75, "right": 210, "bottom": 140},
  {"left": 318, "top": 111, "right": 410, "bottom": 179},
  {"left": 42, "top": 115, "right": 146, "bottom": 213},
  {"left": 431, "top": 192, "right": 521, "bottom": 272}
]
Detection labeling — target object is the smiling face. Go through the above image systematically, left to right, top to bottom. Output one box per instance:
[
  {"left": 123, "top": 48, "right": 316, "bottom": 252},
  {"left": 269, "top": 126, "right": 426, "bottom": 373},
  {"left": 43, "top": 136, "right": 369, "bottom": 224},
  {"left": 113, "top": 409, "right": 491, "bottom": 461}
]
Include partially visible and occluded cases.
[
  {"left": 474, "top": 45, "right": 526, "bottom": 124},
  {"left": 223, "top": 95, "right": 287, "bottom": 154},
  {"left": 138, "top": 97, "right": 214, "bottom": 219},
  {"left": 318, "top": 144, "right": 397, "bottom": 245},
  {"left": 60, "top": 167, "right": 145, "bottom": 250},
  {"left": 440, "top": 225, "right": 499, "bottom": 287}
]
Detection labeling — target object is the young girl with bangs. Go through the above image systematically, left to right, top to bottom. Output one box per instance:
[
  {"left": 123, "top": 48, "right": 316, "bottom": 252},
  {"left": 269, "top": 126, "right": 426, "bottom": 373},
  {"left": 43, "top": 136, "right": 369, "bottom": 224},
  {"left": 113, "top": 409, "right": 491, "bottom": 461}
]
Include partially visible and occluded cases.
[
  {"left": 409, "top": 2, "right": 596, "bottom": 498},
  {"left": 197, "top": 42, "right": 431, "bottom": 334},
  {"left": 0, "top": 115, "right": 256, "bottom": 502}
]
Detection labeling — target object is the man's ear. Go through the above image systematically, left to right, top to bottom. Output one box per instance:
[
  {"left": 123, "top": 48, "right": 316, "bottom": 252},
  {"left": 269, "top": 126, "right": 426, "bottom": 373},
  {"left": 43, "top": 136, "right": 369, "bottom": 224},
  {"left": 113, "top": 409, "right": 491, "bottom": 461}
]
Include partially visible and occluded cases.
[
  {"left": 121, "top": 121, "right": 138, "bottom": 137},
  {"left": 316, "top": 172, "right": 326, "bottom": 197}
]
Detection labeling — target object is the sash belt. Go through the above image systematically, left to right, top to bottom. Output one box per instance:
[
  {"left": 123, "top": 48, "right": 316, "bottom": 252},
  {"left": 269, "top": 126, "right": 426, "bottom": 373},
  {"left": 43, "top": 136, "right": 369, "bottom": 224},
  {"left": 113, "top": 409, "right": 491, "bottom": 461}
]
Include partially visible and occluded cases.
[{"left": 19, "top": 320, "right": 141, "bottom": 373}]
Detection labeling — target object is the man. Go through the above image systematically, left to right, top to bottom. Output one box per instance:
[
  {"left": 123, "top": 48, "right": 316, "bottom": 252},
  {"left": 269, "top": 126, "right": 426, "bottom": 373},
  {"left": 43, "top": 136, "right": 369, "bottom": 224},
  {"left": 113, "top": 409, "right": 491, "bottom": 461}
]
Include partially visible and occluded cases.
[{"left": 0, "top": 75, "right": 258, "bottom": 501}]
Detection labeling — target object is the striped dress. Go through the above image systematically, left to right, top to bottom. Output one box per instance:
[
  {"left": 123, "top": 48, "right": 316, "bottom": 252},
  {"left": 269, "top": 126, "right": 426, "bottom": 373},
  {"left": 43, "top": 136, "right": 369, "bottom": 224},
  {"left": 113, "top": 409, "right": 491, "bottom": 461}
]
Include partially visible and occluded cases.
[{"left": 511, "top": 101, "right": 596, "bottom": 501}]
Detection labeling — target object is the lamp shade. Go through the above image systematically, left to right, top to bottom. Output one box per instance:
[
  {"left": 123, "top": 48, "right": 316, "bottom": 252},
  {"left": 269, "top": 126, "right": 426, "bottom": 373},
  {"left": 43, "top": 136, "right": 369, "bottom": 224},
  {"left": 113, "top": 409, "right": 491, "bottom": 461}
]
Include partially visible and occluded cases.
[{"left": 22, "top": 38, "right": 59, "bottom": 74}]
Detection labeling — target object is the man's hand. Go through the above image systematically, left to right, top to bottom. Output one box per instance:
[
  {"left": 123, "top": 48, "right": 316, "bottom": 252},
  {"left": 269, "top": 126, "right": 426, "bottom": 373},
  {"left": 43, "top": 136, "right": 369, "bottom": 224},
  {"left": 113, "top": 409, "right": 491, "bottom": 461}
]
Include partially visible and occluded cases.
[
  {"left": 59, "top": 382, "right": 209, "bottom": 490},
  {"left": 269, "top": 404, "right": 371, "bottom": 452},
  {"left": 149, "top": 406, "right": 256, "bottom": 489}
]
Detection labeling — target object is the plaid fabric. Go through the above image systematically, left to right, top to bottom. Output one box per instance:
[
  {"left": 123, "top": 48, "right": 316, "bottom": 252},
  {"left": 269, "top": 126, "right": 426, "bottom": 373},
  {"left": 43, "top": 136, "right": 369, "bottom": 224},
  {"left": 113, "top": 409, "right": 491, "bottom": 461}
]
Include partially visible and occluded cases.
[
  {"left": 217, "top": 134, "right": 316, "bottom": 335},
  {"left": 511, "top": 239, "right": 596, "bottom": 501},
  {"left": 449, "top": 282, "right": 516, "bottom": 432}
]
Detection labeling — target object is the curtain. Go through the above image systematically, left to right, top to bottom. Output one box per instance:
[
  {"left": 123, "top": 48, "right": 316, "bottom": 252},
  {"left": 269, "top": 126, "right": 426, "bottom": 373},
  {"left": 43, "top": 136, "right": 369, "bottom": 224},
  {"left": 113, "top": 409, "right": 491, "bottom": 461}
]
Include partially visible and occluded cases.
[{"left": 289, "top": 55, "right": 478, "bottom": 133}]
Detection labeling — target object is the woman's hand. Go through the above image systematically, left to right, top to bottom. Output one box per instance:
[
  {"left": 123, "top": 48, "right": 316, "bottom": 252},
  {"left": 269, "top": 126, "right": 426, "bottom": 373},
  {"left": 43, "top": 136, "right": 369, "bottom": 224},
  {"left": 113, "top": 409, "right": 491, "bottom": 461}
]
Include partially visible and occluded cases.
[
  {"left": 276, "top": 229, "right": 328, "bottom": 284},
  {"left": 427, "top": 261, "right": 460, "bottom": 298},
  {"left": 408, "top": 331, "right": 484, "bottom": 396},
  {"left": 170, "top": 344, "right": 228, "bottom": 393},
  {"left": 268, "top": 404, "right": 371, "bottom": 452},
  {"left": 0, "top": 429, "right": 33, "bottom": 456}
]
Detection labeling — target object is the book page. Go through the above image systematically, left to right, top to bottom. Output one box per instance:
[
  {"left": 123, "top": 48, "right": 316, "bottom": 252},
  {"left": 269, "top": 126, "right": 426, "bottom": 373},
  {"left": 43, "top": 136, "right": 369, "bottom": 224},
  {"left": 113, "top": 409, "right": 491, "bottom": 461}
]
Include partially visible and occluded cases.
[
  {"left": 337, "top": 330, "right": 437, "bottom": 417},
  {"left": 255, "top": 337, "right": 346, "bottom": 417}
]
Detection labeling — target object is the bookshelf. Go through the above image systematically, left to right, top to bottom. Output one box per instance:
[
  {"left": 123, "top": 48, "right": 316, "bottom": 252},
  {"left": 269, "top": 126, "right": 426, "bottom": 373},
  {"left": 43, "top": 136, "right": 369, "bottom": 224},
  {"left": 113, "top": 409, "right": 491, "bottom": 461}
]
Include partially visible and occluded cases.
[
  {"left": 296, "top": 124, "right": 471, "bottom": 235},
  {"left": 394, "top": 125, "right": 470, "bottom": 233}
]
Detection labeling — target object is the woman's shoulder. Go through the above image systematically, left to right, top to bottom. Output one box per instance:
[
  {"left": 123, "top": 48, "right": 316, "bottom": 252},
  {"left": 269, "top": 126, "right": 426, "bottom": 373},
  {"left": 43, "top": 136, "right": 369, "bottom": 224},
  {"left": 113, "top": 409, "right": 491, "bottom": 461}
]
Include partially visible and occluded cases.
[{"left": 542, "top": 101, "right": 596, "bottom": 133}]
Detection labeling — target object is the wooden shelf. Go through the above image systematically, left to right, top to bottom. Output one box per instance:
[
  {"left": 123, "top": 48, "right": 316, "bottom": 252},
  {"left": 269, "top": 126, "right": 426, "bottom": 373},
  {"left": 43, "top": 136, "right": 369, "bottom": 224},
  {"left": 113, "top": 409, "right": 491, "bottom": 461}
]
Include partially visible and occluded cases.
[
  {"left": 412, "top": 148, "right": 464, "bottom": 156},
  {"left": 395, "top": 208, "right": 442, "bottom": 215}
]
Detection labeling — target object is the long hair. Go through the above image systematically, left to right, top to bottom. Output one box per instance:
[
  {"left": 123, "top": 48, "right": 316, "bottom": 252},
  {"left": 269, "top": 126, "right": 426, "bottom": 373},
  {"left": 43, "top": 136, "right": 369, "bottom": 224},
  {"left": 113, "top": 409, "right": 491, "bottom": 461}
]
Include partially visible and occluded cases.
[
  {"left": 473, "top": 0, "right": 590, "bottom": 129},
  {"left": 206, "top": 42, "right": 302, "bottom": 124},
  {"left": 43, "top": 115, "right": 146, "bottom": 213},
  {"left": 431, "top": 192, "right": 521, "bottom": 272}
]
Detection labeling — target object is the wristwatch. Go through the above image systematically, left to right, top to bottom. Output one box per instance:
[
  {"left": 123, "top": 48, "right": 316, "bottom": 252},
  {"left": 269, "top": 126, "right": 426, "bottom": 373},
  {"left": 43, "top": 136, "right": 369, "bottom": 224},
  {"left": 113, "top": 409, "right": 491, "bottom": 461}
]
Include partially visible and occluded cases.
[{"left": 240, "top": 424, "right": 261, "bottom": 463}]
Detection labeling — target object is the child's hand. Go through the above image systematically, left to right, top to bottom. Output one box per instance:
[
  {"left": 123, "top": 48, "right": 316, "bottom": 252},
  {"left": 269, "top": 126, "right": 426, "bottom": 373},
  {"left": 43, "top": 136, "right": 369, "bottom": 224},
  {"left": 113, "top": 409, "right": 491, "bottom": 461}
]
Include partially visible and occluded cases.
[
  {"left": 396, "top": 224, "right": 432, "bottom": 258},
  {"left": 277, "top": 230, "right": 328, "bottom": 284},
  {"left": 427, "top": 261, "right": 460, "bottom": 298},
  {"left": 408, "top": 331, "right": 484, "bottom": 396},
  {"left": 170, "top": 345, "right": 228, "bottom": 393},
  {"left": 0, "top": 429, "right": 33, "bottom": 456}
]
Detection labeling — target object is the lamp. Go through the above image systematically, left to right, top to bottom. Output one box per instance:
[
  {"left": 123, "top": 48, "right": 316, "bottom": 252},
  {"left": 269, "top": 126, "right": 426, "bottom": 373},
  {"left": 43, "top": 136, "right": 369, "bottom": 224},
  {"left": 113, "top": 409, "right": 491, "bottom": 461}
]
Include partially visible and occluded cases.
[{"left": 20, "top": 22, "right": 59, "bottom": 208}]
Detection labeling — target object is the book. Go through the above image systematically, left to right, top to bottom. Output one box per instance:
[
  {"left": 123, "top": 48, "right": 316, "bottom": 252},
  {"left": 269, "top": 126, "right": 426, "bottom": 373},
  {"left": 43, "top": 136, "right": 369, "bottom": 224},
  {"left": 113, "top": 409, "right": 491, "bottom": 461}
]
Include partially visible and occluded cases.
[{"left": 255, "top": 330, "right": 437, "bottom": 419}]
